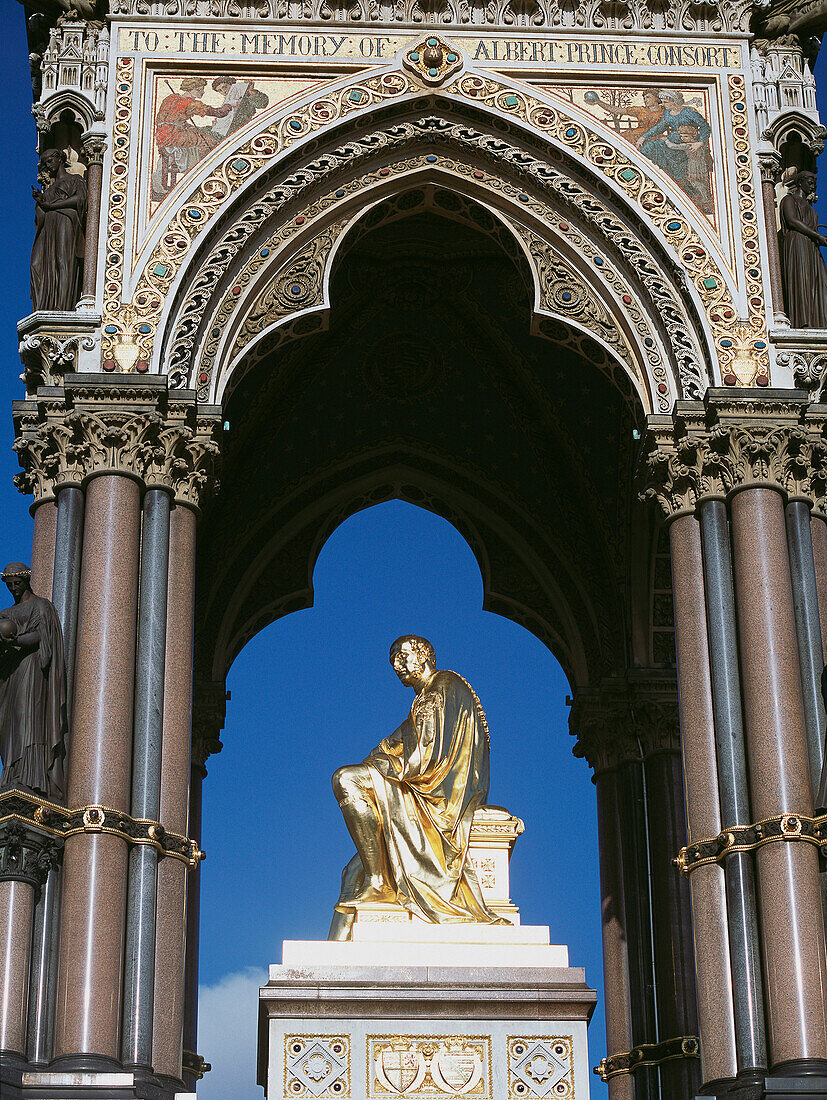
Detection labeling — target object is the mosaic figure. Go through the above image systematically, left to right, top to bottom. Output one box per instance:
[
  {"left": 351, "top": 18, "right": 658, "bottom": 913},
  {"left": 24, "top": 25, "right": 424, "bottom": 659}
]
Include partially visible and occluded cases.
[
  {"left": 151, "top": 75, "right": 271, "bottom": 201},
  {"left": 208, "top": 76, "right": 270, "bottom": 138},
  {"left": 151, "top": 77, "right": 232, "bottom": 199},
  {"left": 581, "top": 86, "right": 714, "bottom": 218},
  {"left": 582, "top": 87, "right": 664, "bottom": 136},
  {"left": 30, "top": 148, "right": 86, "bottom": 313},
  {"left": 780, "top": 168, "right": 827, "bottom": 330},
  {"left": 0, "top": 564, "right": 66, "bottom": 803},
  {"left": 329, "top": 636, "right": 504, "bottom": 940}
]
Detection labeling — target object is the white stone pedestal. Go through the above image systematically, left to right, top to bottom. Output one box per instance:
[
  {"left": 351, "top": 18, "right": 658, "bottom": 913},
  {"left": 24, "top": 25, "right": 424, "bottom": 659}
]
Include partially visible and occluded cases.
[{"left": 258, "top": 923, "right": 596, "bottom": 1099}]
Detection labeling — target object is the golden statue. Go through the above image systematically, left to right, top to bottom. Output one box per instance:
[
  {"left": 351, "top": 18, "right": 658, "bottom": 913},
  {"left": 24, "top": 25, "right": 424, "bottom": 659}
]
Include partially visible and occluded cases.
[{"left": 329, "top": 635, "right": 505, "bottom": 940}]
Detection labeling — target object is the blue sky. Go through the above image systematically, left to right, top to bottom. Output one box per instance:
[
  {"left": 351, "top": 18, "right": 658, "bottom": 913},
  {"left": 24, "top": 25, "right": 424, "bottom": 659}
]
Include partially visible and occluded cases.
[{"left": 4, "top": 11, "right": 826, "bottom": 1098}]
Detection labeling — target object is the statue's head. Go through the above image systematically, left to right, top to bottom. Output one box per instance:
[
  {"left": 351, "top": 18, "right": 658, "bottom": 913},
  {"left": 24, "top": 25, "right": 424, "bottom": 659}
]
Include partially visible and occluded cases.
[
  {"left": 39, "top": 148, "right": 66, "bottom": 177},
  {"left": 792, "top": 169, "right": 818, "bottom": 197},
  {"left": 1, "top": 563, "right": 32, "bottom": 603},
  {"left": 390, "top": 635, "right": 436, "bottom": 687}
]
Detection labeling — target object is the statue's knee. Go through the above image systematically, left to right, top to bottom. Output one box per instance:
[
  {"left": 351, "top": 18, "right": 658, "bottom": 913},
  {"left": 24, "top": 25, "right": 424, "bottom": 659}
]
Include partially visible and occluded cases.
[{"left": 331, "top": 765, "right": 352, "bottom": 800}]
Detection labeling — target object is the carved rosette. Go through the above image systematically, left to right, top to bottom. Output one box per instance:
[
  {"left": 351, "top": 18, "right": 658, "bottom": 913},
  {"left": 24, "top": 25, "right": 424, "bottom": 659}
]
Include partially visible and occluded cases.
[
  {"left": 12, "top": 380, "right": 222, "bottom": 508},
  {"left": 640, "top": 396, "right": 827, "bottom": 520}
]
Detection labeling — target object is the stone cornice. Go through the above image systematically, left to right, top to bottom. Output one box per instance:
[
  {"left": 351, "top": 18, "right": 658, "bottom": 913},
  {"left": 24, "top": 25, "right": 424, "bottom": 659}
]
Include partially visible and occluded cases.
[
  {"left": 12, "top": 375, "right": 222, "bottom": 508},
  {"left": 640, "top": 389, "right": 827, "bottom": 520}
]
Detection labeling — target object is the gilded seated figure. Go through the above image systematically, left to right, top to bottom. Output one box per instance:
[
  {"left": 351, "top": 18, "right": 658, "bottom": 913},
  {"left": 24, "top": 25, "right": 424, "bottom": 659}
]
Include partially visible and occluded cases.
[{"left": 329, "top": 635, "right": 505, "bottom": 941}]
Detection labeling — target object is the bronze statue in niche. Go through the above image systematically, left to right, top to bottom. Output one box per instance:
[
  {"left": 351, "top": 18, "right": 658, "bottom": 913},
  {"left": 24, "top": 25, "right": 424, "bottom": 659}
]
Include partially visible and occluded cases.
[
  {"left": 30, "top": 147, "right": 87, "bottom": 313},
  {"left": 780, "top": 168, "right": 827, "bottom": 329},
  {"left": 0, "top": 564, "right": 67, "bottom": 803},
  {"left": 329, "top": 635, "right": 505, "bottom": 940}
]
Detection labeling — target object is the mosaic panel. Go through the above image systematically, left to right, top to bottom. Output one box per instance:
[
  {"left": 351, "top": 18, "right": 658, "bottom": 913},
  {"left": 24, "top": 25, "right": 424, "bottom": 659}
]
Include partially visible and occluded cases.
[{"left": 549, "top": 85, "right": 718, "bottom": 225}]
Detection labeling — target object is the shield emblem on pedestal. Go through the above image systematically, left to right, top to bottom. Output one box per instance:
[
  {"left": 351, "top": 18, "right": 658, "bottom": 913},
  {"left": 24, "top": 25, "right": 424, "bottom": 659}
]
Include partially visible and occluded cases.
[
  {"left": 375, "top": 1045, "right": 428, "bottom": 1094},
  {"left": 430, "top": 1045, "right": 483, "bottom": 1094}
]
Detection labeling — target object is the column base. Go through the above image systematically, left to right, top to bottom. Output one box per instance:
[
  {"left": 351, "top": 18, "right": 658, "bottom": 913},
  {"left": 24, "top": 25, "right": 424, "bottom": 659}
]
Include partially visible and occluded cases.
[
  {"left": 0, "top": 1059, "right": 185, "bottom": 1100},
  {"left": 696, "top": 1067, "right": 827, "bottom": 1099}
]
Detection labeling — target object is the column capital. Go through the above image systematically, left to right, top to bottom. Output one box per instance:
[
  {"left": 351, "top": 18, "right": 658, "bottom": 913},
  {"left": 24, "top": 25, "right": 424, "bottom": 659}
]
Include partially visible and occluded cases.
[
  {"left": 81, "top": 131, "right": 107, "bottom": 166},
  {"left": 757, "top": 145, "right": 782, "bottom": 184},
  {"left": 12, "top": 375, "right": 222, "bottom": 509},
  {"left": 640, "top": 391, "right": 827, "bottom": 520},
  {"left": 571, "top": 674, "right": 679, "bottom": 774},
  {"left": 192, "top": 680, "right": 229, "bottom": 770},
  {"left": 0, "top": 818, "right": 60, "bottom": 892}
]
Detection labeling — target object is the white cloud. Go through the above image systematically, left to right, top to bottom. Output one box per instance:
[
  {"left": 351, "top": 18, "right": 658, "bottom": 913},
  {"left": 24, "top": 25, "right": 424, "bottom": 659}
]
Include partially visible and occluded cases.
[{"left": 196, "top": 967, "right": 267, "bottom": 1100}]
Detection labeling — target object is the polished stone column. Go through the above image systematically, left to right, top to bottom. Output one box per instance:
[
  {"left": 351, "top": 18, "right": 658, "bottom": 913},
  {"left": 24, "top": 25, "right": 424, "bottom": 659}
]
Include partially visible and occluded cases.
[
  {"left": 80, "top": 134, "right": 106, "bottom": 304},
  {"left": 758, "top": 150, "right": 787, "bottom": 326},
  {"left": 53, "top": 473, "right": 141, "bottom": 1066},
  {"left": 26, "top": 484, "right": 85, "bottom": 1066},
  {"left": 730, "top": 486, "right": 827, "bottom": 1072},
  {"left": 122, "top": 488, "right": 172, "bottom": 1070},
  {"left": 30, "top": 498, "right": 56, "bottom": 600},
  {"left": 698, "top": 498, "right": 766, "bottom": 1088},
  {"left": 786, "top": 500, "right": 826, "bottom": 803},
  {"left": 152, "top": 504, "right": 197, "bottom": 1083},
  {"left": 669, "top": 513, "right": 738, "bottom": 1090},
  {"left": 811, "top": 514, "right": 827, "bottom": 666},
  {"left": 642, "top": 729, "right": 700, "bottom": 1099},
  {"left": 617, "top": 755, "right": 658, "bottom": 1100},
  {"left": 182, "top": 756, "right": 205, "bottom": 1094},
  {"left": 594, "top": 764, "right": 635, "bottom": 1100},
  {"left": 0, "top": 879, "right": 34, "bottom": 1058}
]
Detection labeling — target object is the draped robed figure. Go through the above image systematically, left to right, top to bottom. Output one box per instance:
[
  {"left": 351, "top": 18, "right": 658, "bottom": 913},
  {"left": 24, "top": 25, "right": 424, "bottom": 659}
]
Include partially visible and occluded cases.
[{"left": 330, "top": 636, "right": 504, "bottom": 940}]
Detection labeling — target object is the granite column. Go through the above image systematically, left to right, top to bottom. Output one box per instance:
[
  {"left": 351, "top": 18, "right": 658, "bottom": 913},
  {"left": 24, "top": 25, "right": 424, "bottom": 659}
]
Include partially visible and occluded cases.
[
  {"left": 53, "top": 472, "right": 141, "bottom": 1066},
  {"left": 730, "top": 484, "right": 827, "bottom": 1073},
  {"left": 152, "top": 503, "right": 198, "bottom": 1085},
  {"left": 669, "top": 513, "right": 738, "bottom": 1091}
]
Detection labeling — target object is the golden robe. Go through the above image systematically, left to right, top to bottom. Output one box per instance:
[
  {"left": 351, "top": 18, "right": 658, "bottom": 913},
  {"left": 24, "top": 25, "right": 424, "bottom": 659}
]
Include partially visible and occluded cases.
[{"left": 335, "top": 670, "right": 503, "bottom": 924}]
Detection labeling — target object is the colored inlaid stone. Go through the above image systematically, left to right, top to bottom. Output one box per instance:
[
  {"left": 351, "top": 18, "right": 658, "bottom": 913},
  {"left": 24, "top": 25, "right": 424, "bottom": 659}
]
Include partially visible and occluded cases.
[
  {"left": 428, "top": 37, "right": 438, "bottom": 45},
  {"left": 410, "top": 51, "right": 419, "bottom": 61},
  {"left": 447, "top": 53, "right": 457, "bottom": 61},
  {"left": 429, "top": 68, "right": 439, "bottom": 76},
  {"left": 349, "top": 89, "right": 365, "bottom": 103},
  {"left": 504, "top": 95, "right": 519, "bottom": 108},
  {"left": 289, "top": 119, "right": 302, "bottom": 131},
  {"left": 565, "top": 127, "right": 577, "bottom": 138},
  {"left": 426, "top": 156, "right": 437, "bottom": 163},
  {"left": 232, "top": 159, "right": 250, "bottom": 171},
  {"left": 379, "top": 167, "right": 390, "bottom": 176},
  {"left": 619, "top": 168, "right": 637, "bottom": 182},
  {"left": 335, "top": 190, "right": 345, "bottom": 198},
  {"left": 518, "top": 193, "right": 528, "bottom": 202},
  {"left": 188, "top": 208, "right": 202, "bottom": 220},
  {"left": 296, "top": 216, "right": 305, "bottom": 224},
  {"left": 667, "top": 220, "right": 682, "bottom": 231},
  {"left": 559, "top": 222, "right": 569, "bottom": 231},
  {"left": 260, "top": 248, "right": 270, "bottom": 256},
  {"left": 594, "top": 257, "right": 604, "bottom": 266},
  {"left": 153, "top": 263, "right": 170, "bottom": 277},
  {"left": 703, "top": 276, "right": 718, "bottom": 289},
  {"left": 291, "top": 284, "right": 303, "bottom": 295},
  {"left": 232, "top": 286, "right": 242, "bottom": 295},
  {"left": 561, "top": 291, "right": 572, "bottom": 302},
  {"left": 622, "top": 294, "right": 632, "bottom": 304},
  {"left": 104, "top": 324, "right": 118, "bottom": 334},
  {"left": 137, "top": 324, "right": 152, "bottom": 334},
  {"left": 212, "top": 328, "right": 221, "bottom": 339},
  {"left": 720, "top": 339, "right": 733, "bottom": 348},
  {"left": 754, "top": 340, "right": 767, "bottom": 349},
  {"left": 103, "top": 359, "right": 116, "bottom": 372},
  {"left": 136, "top": 360, "right": 149, "bottom": 373},
  {"left": 723, "top": 371, "right": 738, "bottom": 386},
  {"left": 199, "top": 372, "right": 209, "bottom": 384},
  {"left": 756, "top": 372, "right": 769, "bottom": 386},
  {"left": 657, "top": 383, "right": 668, "bottom": 394}
]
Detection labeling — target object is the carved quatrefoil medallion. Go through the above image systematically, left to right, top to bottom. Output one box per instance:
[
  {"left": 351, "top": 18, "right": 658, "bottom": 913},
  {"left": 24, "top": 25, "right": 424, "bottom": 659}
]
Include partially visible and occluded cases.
[{"left": 403, "top": 36, "right": 463, "bottom": 87}]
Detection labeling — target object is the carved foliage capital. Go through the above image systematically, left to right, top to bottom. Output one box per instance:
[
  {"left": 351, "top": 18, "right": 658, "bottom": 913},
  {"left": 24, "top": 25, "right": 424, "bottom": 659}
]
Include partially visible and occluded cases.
[
  {"left": 13, "top": 384, "right": 222, "bottom": 506},
  {"left": 640, "top": 398, "right": 827, "bottom": 518},
  {"left": 571, "top": 678, "right": 679, "bottom": 775},
  {"left": 192, "top": 681, "right": 229, "bottom": 769},
  {"left": 0, "top": 819, "right": 60, "bottom": 890}
]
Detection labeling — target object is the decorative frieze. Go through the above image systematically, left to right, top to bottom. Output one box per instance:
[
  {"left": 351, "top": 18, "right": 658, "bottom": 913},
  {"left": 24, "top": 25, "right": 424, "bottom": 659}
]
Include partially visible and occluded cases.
[
  {"left": 105, "top": 0, "right": 756, "bottom": 31},
  {"left": 11, "top": 376, "right": 222, "bottom": 506},
  {"left": 640, "top": 392, "right": 827, "bottom": 519}
]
